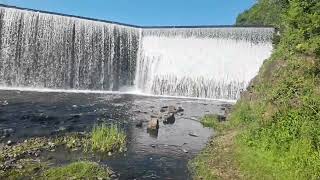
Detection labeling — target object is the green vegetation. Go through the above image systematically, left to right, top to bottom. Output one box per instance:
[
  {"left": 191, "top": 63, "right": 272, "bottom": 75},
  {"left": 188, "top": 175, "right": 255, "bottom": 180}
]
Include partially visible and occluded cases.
[
  {"left": 193, "top": 0, "right": 320, "bottom": 179},
  {"left": 236, "top": 0, "right": 289, "bottom": 28},
  {"left": 200, "top": 115, "right": 227, "bottom": 133},
  {"left": 91, "top": 124, "right": 126, "bottom": 153},
  {"left": 0, "top": 125, "right": 125, "bottom": 179},
  {"left": 190, "top": 127, "right": 240, "bottom": 180},
  {"left": 0, "top": 159, "right": 48, "bottom": 180},
  {"left": 42, "top": 161, "right": 111, "bottom": 180}
]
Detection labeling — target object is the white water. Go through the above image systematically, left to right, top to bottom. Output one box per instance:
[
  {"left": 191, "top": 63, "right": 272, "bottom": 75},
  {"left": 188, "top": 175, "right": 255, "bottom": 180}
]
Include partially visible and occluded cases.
[
  {"left": 0, "top": 6, "right": 274, "bottom": 101},
  {"left": 135, "top": 28, "right": 274, "bottom": 100}
]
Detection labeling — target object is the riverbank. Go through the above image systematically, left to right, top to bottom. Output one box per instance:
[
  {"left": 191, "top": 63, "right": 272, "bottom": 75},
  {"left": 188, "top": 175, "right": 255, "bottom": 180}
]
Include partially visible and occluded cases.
[{"left": 191, "top": 0, "right": 320, "bottom": 179}]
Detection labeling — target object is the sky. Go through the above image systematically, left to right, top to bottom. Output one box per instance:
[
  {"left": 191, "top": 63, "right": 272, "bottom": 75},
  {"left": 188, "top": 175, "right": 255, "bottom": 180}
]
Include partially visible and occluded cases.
[{"left": 0, "top": 0, "right": 256, "bottom": 26}]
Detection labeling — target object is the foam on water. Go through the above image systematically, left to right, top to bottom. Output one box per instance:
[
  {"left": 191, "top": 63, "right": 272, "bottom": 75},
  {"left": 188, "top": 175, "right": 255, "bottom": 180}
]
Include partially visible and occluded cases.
[{"left": 135, "top": 28, "right": 274, "bottom": 100}]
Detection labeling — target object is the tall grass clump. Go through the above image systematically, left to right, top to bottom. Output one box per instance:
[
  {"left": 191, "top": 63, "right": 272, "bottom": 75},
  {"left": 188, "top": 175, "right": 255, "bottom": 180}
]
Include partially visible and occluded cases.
[{"left": 91, "top": 124, "right": 126, "bottom": 153}]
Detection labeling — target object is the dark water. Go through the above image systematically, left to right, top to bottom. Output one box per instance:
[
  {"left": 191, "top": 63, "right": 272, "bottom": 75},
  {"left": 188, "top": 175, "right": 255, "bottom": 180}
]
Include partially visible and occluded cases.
[{"left": 0, "top": 90, "right": 232, "bottom": 179}]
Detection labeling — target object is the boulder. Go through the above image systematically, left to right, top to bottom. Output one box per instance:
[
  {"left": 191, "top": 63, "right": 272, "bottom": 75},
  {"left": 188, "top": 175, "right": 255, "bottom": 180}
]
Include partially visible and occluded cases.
[
  {"left": 163, "top": 113, "right": 175, "bottom": 124},
  {"left": 147, "top": 118, "right": 159, "bottom": 130}
]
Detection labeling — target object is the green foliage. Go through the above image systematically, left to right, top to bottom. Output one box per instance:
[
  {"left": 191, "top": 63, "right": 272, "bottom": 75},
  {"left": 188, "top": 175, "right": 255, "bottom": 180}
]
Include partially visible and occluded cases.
[
  {"left": 230, "top": 0, "right": 320, "bottom": 179},
  {"left": 236, "top": 0, "right": 289, "bottom": 28},
  {"left": 201, "top": 115, "right": 225, "bottom": 132},
  {"left": 91, "top": 124, "right": 126, "bottom": 153},
  {"left": 43, "top": 161, "right": 111, "bottom": 180}
]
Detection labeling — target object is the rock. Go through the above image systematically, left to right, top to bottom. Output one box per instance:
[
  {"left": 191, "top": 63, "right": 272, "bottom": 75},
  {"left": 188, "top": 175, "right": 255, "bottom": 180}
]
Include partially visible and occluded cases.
[
  {"left": 2, "top": 100, "right": 8, "bottom": 106},
  {"left": 72, "top": 105, "right": 78, "bottom": 108},
  {"left": 160, "top": 106, "right": 168, "bottom": 113},
  {"left": 167, "top": 106, "right": 177, "bottom": 113},
  {"left": 177, "top": 107, "right": 184, "bottom": 113},
  {"left": 177, "top": 112, "right": 184, "bottom": 116},
  {"left": 163, "top": 113, "right": 175, "bottom": 124},
  {"left": 150, "top": 114, "right": 160, "bottom": 118},
  {"left": 217, "top": 115, "right": 227, "bottom": 122},
  {"left": 147, "top": 118, "right": 159, "bottom": 130},
  {"left": 135, "top": 121, "right": 143, "bottom": 128},
  {"left": 57, "top": 126, "right": 67, "bottom": 132},
  {"left": 1, "top": 128, "right": 15, "bottom": 137},
  {"left": 147, "top": 128, "right": 159, "bottom": 138},
  {"left": 188, "top": 132, "right": 198, "bottom": 137},
  {"left": 6, "top": 140, "right": 14, "bottom": 146},
  {"left": 48, "top": 142, "right": 55, "bottom": 148},
  {"left": 151, "top": 144, "right": 156, "bottom": 148},
  {"left": 182, "top": 149, "right": 188, "bottom": 153},
  {"left": 34, "top": 152, "right": 40, "bottom": 157},
  {"left": 108, "top": 152, "right": 112, "bottom": 156},
  {"left": 16, "top": 164, "right": 23, "bottom": 169},
  {"left": 111, "top": 174, "right": 118, "bottom": 178}
]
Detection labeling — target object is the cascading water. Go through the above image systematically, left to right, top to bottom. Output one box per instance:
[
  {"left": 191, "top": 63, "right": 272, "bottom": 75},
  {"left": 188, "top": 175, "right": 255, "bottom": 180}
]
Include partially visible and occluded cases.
[
  {"left": 0, "top": 5, "right": 274, "bottom": 100},
  {"left": 0, "top": 6, "right": 140, "bottom": 91},
  {"left": 135, "top": 28, "right": 274, "bottom": 100}
]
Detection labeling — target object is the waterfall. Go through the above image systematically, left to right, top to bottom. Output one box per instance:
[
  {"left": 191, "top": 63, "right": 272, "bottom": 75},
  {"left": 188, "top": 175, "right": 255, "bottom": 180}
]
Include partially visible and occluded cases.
[
  {"left": 0, "top": 5, "right": 274, "bottom": 100},
  {"left": 0, "top": 6, "right": 140, "bottom": 90},
  {"left": 135, "top": 28, "right": 274, "bottom": 100}
]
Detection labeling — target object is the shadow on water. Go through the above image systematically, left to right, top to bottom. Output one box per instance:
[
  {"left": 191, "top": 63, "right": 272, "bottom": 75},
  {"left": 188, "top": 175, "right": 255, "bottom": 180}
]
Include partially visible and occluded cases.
[{"left": 0, "top": 90, "right": 232, "bottom": 179}]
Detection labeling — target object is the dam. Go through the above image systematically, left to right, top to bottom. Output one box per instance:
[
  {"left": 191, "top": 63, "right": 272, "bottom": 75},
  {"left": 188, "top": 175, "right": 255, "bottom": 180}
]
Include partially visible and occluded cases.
[
  {"left": 0, "top": 3, "right": 276, "bottom": 180},
  {"left": 0, "top": 4, "right": 274, "bottom": 100}
]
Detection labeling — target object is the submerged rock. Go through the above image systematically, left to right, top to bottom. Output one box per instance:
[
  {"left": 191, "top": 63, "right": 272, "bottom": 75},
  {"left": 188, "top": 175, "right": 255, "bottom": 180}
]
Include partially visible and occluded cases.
[
  {"left": 217, "top": 115, "right": 227, "bottom": 122},
  {"left": 135, "top": 121, "right": 143, "bottom": 128},
  {"left": 0, "top": 128, "right": 15, "bottom": 137},
  {"left": 147, "top": 128, "right": 159, "bottom": 138},
  {"left": 188, "top": 132, "right": 199, "bottom": 137}
]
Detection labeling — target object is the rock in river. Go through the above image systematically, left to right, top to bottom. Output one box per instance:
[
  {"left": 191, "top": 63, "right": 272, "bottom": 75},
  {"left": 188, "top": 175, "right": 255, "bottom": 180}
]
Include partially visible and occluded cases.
[
  {"left": 163, "top": 113, "right": 175, "bottom": 124},
  {"left": 147, "top": 118, "right": 159, "bottom": 130},
  {"left": 136, "top": 120, "right": 143, "bottom": 128}
]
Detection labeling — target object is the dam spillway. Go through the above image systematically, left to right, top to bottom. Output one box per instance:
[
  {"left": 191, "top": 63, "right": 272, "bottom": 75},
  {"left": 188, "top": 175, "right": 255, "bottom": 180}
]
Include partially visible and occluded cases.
[{"left": 0, "top": 5, "right": 274, "bottom": 100}]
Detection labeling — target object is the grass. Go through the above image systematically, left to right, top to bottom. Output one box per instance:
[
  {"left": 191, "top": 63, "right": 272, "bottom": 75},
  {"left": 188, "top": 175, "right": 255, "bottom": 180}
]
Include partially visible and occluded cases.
[
  {"left": 192, "top": 1, "right": 320, "bottom": 179},
  {"left": 201, "top": 115, "right": 229, "bottom": 133},
  {"left": 91, "top": 124, "right": 126, "bottom": 153},
  {"left": 190, "top": 129, "right": 241, "bottom": 180},
  {"left": 0, "top": 159, "right": 48, "bottom": 180},
  {"left": 42, "top": 161, "right": 111, "bottom": 180}
]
